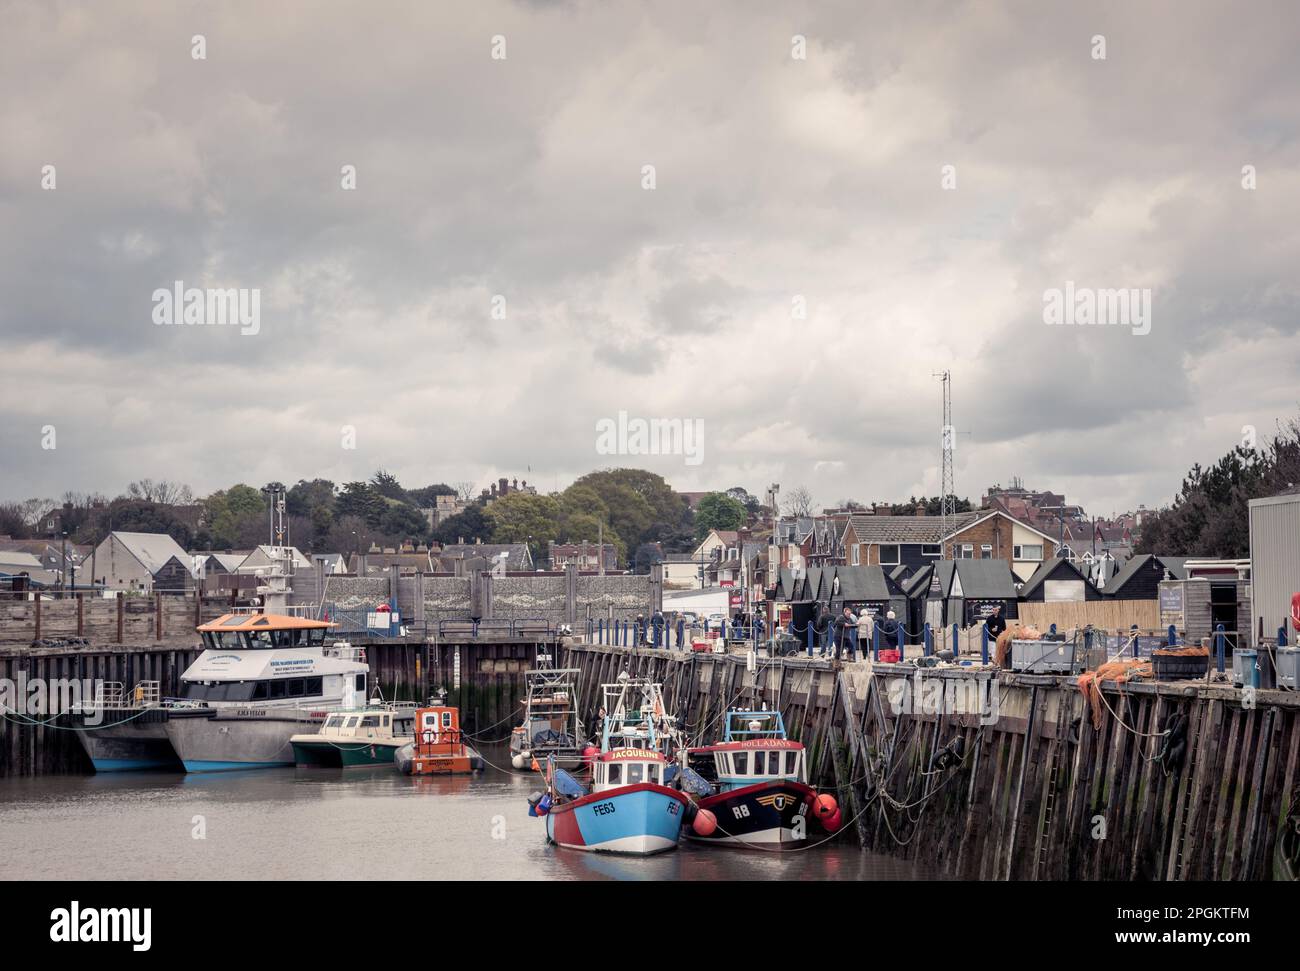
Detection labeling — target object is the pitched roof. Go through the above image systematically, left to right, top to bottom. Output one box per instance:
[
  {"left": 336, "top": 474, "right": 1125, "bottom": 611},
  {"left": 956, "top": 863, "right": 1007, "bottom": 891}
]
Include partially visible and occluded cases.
[
  {"left": 845, "top": 512, "right": 981, "bottom": 544},
  {"left": 110, "top": 531, "right": 191, "bottom": 576},
  {"left": 436, "top": 543, "right": 532, "bottom": 570},
  {"left": 0, "top": 550, "right": 45, "bottom": 571},
  {"left": 1106, "top": 554, "right": 1187, "bottom": 592},
  {"left": 1018, "top": 556, "right": 1097, "bottom": 599},
  {"left": 952, "top": 559, "right": 1019, "bottom": 599},
  {"left": 827, "top": 565, "right": 895, "bottom": 601}
]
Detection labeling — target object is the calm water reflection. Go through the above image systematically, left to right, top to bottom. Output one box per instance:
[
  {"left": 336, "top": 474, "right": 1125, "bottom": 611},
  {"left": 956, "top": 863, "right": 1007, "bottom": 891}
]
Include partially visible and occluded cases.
[{"left": 0, "top": 747, "right": 931, "bottom": 881}]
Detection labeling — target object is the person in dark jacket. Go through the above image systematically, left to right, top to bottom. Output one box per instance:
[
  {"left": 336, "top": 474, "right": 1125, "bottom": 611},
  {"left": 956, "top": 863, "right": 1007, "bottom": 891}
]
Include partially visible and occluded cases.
[
  {"left": 813, "top": 603, "right": 833, "bottom": 656},
  {"left": 984, "top": 604, "right": 1007, "bottom": 643},
  {"left": 833, "top": 606, "right": 858, "bottom": 661},
  {"left": 651, "top": 609, "right": 666, "bottom": 647},
  {"left": 878, "top": 610, "right": 900, "bottom": 651}
]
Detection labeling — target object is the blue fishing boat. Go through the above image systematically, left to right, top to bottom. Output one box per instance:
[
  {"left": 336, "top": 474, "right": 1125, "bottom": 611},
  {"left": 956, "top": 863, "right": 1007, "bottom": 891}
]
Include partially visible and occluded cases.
[{"left": 531, "top": 672, "right": 691, "bottom": 855}]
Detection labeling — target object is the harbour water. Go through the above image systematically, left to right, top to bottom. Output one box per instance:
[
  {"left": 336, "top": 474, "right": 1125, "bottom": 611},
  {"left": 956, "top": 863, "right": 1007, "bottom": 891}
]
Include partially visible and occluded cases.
[{"left": 0, "top": 745, "right": 930, "bottom": 881}]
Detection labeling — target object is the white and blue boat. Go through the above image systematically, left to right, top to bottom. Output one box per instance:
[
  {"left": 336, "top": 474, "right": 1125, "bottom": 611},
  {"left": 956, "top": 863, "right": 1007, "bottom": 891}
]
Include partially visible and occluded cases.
[{"left": 533, "top": 672, "right": 691, "bottom": 855}]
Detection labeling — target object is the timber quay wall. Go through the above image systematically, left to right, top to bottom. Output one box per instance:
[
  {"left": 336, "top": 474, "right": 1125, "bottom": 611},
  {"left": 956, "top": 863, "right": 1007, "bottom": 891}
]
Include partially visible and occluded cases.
[
  {"left": 0, "top": 633, "right": 553, "bottom": 777},
  {"left": 561, "top": 642, "right": 1300, "bottom": 881}
]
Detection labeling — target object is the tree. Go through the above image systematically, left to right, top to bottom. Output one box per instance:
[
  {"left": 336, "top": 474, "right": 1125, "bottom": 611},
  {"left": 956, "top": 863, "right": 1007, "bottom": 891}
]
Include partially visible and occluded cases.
[
  {"left": 1135, "top": 414, "right": 1300, "bottom": 557},
  {"left": 370, "top": 469, "right": 408, "bottom": 503},
  {"left": 566, "top": 469, "right": 687, "bottom": 554},
  {"left": 126, "top": 479, "right": 193, "bottom": 505},
  {"left": 336, "top": 481, "right": 387, "bottom": 526},
  {"left": 454, "top": 481, "right": 478, "bottom": 502},
  {"left": 407, "top": 483, "right": 457, "bottom": 508},
  {"left": 204, "top": 485, "right": 268, "bottom": 548},
  {"left": 783, "top": 486, "right": 814, "bottom": 518},
  {"left": 726, "top": 487, "right": 762, "bottom": 519},
  {"left": 486, "top": 492, "right": 560, "bottom": 562},
  {"left": 694, "top": 492, "right": 747, "bottom": 540},
  {"left": 0, "top": 502, "right": 31, "bottom": 538},
  {"left": 379, "top": 503, "right": 429, "bottom": 541},
  {"left": 433, "top": 505, "right": 492, "bottom": 546}
]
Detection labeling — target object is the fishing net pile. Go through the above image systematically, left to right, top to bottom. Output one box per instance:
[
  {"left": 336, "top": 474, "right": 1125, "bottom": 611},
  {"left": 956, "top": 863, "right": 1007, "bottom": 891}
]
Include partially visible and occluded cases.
[{"left": 1076, "top": 647, "right": 1208, "bottom": 729}]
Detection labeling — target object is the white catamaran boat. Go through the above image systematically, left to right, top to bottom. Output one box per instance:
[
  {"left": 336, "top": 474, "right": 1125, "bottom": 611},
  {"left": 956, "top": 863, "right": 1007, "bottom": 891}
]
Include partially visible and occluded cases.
[{"left": 70, "top": 610, "right": 369, "bottom": 772}]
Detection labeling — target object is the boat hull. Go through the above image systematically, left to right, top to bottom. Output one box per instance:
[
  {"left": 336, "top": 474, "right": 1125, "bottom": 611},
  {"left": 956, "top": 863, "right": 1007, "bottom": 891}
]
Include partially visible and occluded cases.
[
  {"left": 164, "top": 707, "right": 328, "bottom": 772},
  {"left": 66, "top": 708, "right": 182, "bottom": 772},
  {"left": 291, "top": 739, "right": 403, "bottom": 767},
  {"left": 688, "top": 780, "right": 816, "bottom": 848},
  {"left": 546, "top": 783, "right": 688, "bottom": 855}
]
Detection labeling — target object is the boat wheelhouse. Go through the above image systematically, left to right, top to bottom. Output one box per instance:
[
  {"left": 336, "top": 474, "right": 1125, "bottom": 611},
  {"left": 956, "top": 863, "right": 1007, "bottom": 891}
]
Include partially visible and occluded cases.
[
  {"left": 510, "top": 648, "right": 585, "bottom": 771},
  {"left": 291, "top": 702, "right": 417, "bottom": 767},
  {"left": 395, "top": 704, "right": 485, "bottom": 775},
  {"left": 685, "top": 709, "right": 840, "bottom": 848}
]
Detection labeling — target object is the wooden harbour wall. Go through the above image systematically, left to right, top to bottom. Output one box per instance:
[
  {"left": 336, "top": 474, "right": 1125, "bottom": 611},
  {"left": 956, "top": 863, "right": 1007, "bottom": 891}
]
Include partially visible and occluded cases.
[
  {"left": 0, "top": 636, "right": 550, "bottom": 777},
  {"left": 561, "top": 642, "right": 1300, "bottom": 881}
]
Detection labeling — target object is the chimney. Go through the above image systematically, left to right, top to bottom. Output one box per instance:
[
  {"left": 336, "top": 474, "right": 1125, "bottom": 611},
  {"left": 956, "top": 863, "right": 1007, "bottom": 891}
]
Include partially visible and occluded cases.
[
  {"left": 499, "top": 477, "right": 509, "bottom": 495},
  {"left": 873, "top": 502, "right": 892, "bottom": 516},
  {"left": 915, "top": 503, "right": 926, "bottom": 516}
]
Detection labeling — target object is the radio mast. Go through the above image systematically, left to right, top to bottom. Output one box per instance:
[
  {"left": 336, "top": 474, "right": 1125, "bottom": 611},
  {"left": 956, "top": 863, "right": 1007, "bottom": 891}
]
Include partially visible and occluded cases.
[{"left": 933, "top": 371, "right": 954, "bottom": 558}]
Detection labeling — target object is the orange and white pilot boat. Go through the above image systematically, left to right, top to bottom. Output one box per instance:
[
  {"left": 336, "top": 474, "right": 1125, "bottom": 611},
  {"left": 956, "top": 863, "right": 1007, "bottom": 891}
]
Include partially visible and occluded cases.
[{"left": 395, "top": 703, "right": 485, "bottom": 775}]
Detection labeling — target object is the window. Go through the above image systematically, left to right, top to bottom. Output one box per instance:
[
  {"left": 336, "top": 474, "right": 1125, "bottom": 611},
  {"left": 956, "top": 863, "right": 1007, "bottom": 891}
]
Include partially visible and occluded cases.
[
  {"left": 921, "top": 544, "right": 941, "bottom": 557},
  {"left": 958, "top": 544, "right": 974, "bottom": 559},
  {"left": 980, "top": 544, "right": 993, "bottom": 560},
  {"left": 1013, "top": 544, "right": 1044, "bottom": 561},
  {"left": 851, "top": 545, "right": 860, "bottom": 566},
  {"left": 878, "top": 545, "right": 900, "bottom": 566},
  {"left": 355, "top": 674, "right": 366, "bottom": 691},
  {"left": 305, "top": 677, "right": 323, "bottom": 696},
  {"left": 286, "top": 679, "right": 305, "bottom": 697},
  {"left": 269, "top": 681, "right": 286, "bottom": 699},
  {"left": 442, "top": 712, "right": 453, "bottom": 728},
  {"left": 360, "top": 715, "right": 381, "bottom": 728},
  {"left": 325, "top": 716, "right": 345, "bottom": 728},
  {"left": 344, "top": 716, "right": 359, "bottom": 728},
  {"left": 768, "top": 751, "right": 781, "bottom": 774},
  {"left": 785, "top": 751, "right": 799, "bottom": 775},
  {"left": 733, "top": 752, "right": 749, "bottom": 774},
  {"left": 626, "top": 763, "right": 644, "bottom": 784},
  {"left": 607, "top": 764, "right": 621, "bottom": 784}
]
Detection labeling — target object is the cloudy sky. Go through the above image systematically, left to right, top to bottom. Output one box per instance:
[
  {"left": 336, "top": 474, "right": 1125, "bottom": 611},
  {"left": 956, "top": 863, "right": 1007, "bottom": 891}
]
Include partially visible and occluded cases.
[{"left": 3, "top": 0, "right": 1298, "bottom": 517}]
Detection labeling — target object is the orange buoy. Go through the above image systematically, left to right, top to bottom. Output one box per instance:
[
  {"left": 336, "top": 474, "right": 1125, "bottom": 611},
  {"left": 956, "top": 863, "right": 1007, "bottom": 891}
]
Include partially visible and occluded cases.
[
  {"left": 530, "top": 757, "right": 540, "bottom": 772},
  {"left": 813, "top": 793, "right": 838, "bottom": 818},
  {"left": 692, "top": 808, "right": 718, "bottom": 836},
  {"left": 822, "top": 809, "right": 843, "bottom": 833}
]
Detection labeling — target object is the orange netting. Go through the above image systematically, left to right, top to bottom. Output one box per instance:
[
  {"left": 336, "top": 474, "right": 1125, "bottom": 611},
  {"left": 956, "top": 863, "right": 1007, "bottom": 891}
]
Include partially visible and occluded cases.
[
  {"left": 993, "top": 625, "right": 1041, "bottom": 668},
  {"left": 1076, "top": 647, "right": 1206, "bottom": 729},
  {"left": 1077, "top": 660, "right": 1151, "bottom": 729}
]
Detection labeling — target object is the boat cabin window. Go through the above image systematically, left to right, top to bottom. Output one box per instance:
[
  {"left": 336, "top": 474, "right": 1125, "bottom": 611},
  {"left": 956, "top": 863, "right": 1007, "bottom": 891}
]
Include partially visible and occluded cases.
[
  {"left": 355, "top": 675, "right": 366, "bottom": 691},
  {"left": 181, "top": 681, "right": 257, "bottom": 702},
  {"left": 269, "top": 681, "right": 286, "bottom": 699},
  {"left": 442, "top": 712, "right": 453, "bottom": 728},
  {"left": 325, "top": 715, "right": 346, "bottom": 728},
  {"left": 360, "top": 715, "right": 380, "bottom": 728},
  {"left": 381, "top": 715, "right": 390, "bottom": 727},
  {"left": 345, "top": 716, "right": 359, "bottom": 728},
  {"left": 394, "top": 717, "right": 413, "bottom": 735},
  {"left": 766, "top": 751, "right": 781, "bottom": 774},
  {"left": 785, "top": 751, "right": 799, "bottom": 775},
  {"left": 733, "top": 752, "right": 749, "bottom": 774},
  {"left": 625, "top": 763, "right": 643, "bottom": 784},
  {"left": 607, "top": 764, "right": 621, "bottom": 784}
]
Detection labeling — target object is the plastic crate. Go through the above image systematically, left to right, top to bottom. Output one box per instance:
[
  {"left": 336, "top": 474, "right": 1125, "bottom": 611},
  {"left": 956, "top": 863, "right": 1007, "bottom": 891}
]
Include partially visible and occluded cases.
[
  {"left": 1010, "top": 639, "right": 1075, "bottom": 674},
  {"left": 1277, "top": 647, "right": 1300, "bottom": 690},
  {"left": 1151, "top": 651, "right": 1209, "bottom": 681}
]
